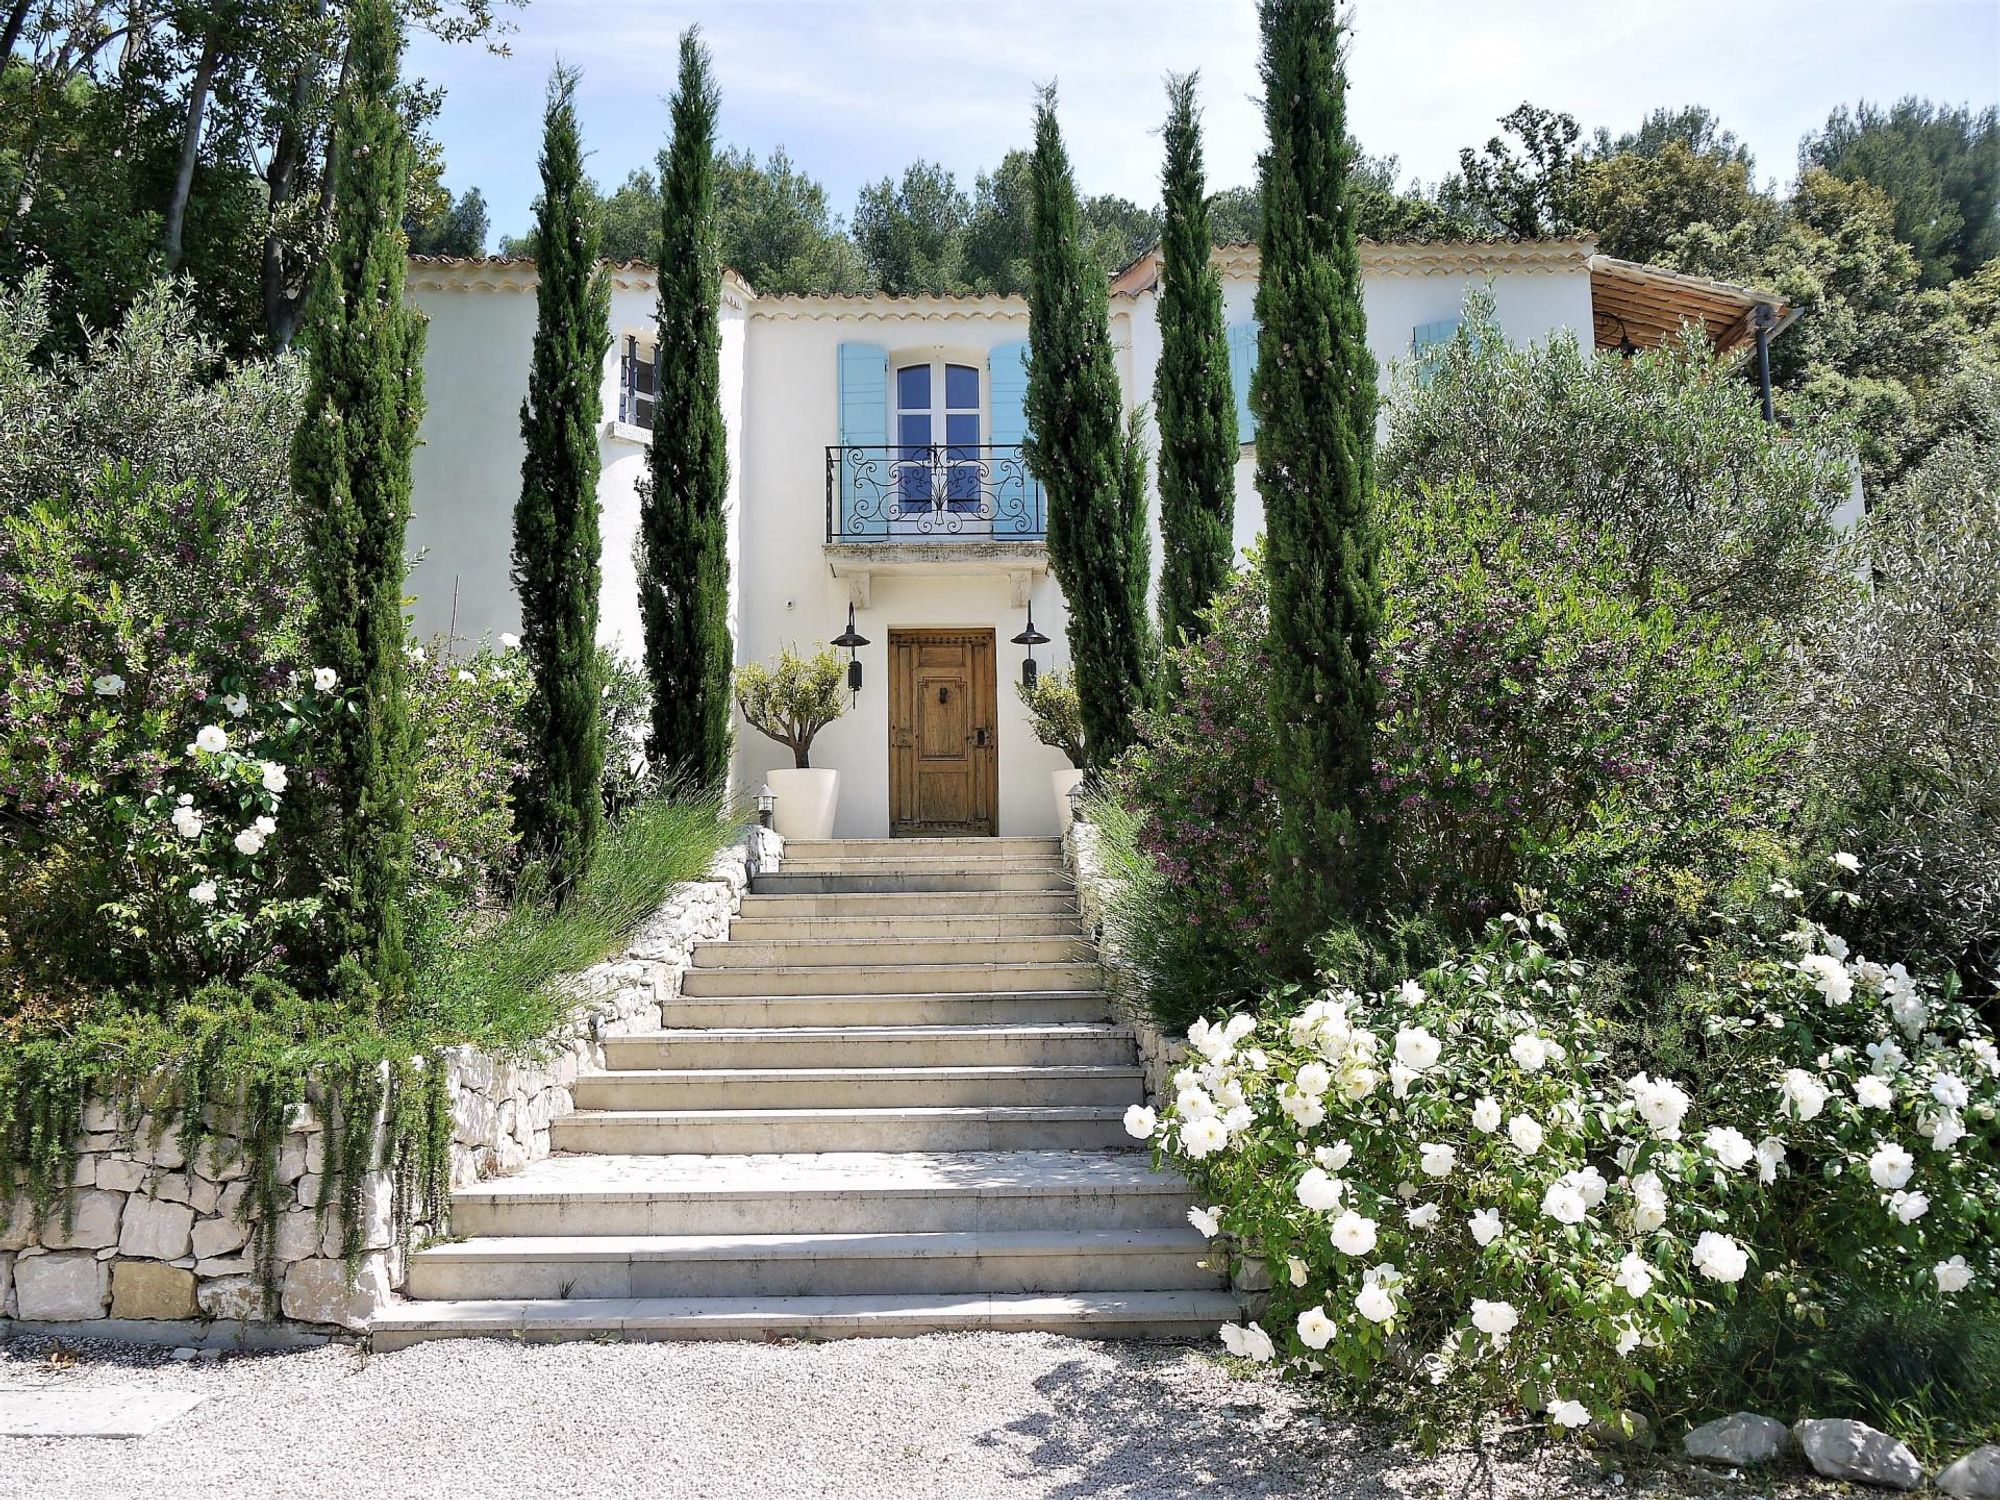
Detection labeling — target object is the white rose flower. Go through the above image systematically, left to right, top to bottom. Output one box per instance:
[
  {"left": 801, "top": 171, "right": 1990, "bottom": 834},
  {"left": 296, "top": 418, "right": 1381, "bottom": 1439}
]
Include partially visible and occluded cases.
[
  {"left": 500, "top": 632, "right": 521, "bottom": 649},
  {"left": 312, "top": 666, "right": 338, "bottom": 691},
  {"left": 456, "top": 669, "right": 476, "bottom": 683},
  {"left": 92, "top": 673, "right": 125, "bottom": 696},
  {"left": 222, "top": 692, "right": 249, "bottom": 717},
  {"left": 193, "top": 724, "right": 228, "bottom": 754},
  {"left": 260, "top": 761, "right": 288, "bottom": 794},
  {"left": 171, "top": 805, "right": 204, "bottom": 840},
  {"left": 254, "top": 814, "right": 276, "bottom": 836},
  {"left": 233, "top": 827, "right": 266, "bottom": 856},
  {"left": 1832, "top": 851, "right": 1861, "bottom": 872},
  {"left": 188, "top": 879, "right": 218, "bottom": 906},
  {"left": 1798, "top": 953, "right": 1853, "bottom": 1005},
  {"left": 1397, "top": 978, "right": 1425, "bottom": 1007},
  {"left": 1394, "top": 1026, "right": 1441, "bottom": 1071},
  {"left": 1510, "top": 1033, "right": 1550, "bottom": 1072},
  {"left": 1868, "top": 1038, "right": 1907, "bottom": 1075},
  {"left": 1965, "top": 1038, "right": 1999, "bottom": 1078},
  {"left": 1294, "top": 1061, "right": 1332, "bottom": 1097},
  {"left": 1388, "top": 1062, "right": 1419, "bottom": 1098},
  {"left": 1340, "top": 1067, "right": 1378, "bottom": 1102},
  {"left": 1780, "top": 1068, "right": 1828, "bottom": 1120},
  {"left": 1624, "top": 1073, "right": 1691, "bottom": 1139},
  {"left": 1931, "top": 1073, "right": 1971, "bottom": 1112},
  {"left": 1854, "top": 1075, "right": 1895, "bottom": 1110},
  {"left": 1176, "top": 1086, "right": 1216, "bottom": 1120},
  {"left": 1279, "top": 1087, "right": 1326, "bottom": 1130},
  {"left": 1470, "top": 1096, "right": 1502, "bottom": 1133},
  {"left": 1122, "top": 1104, "right": 1157, "bottom": 1140},
  {"left": 1925, "top": 1112, "right": 1967, "bottom": 1152},
  {"left": 1508, "top": 1114, "right": 1545, "bottom": 1156},
  {"left": 1179, "top": 1116, "right": 1228, "bottom": 1159},
  {"left": 1703, "top": 1126, "right": 1756, "bottom": 1172},
  {"left": 1755, "top": 1137, "right": 1787, "bottom": 1184},
  {"left": 1316, "top": 1142, "right": 1353, "bottom": 1172},
  {"left": 1419, "top": 1142, "right": 1456, "bottom": 1178},
  {"left": 1868, "top": 1142, "right": 1915, "bottom": 1190},
  {"left": 1571, "top": 1165, "right": 1607, "bottom": 1208},
  {"left": 1296, "top": 1168, "right": 1344, "bottom": 1214},
  {"left": 1630, "top": 1172, "right": 1669, "bottom": 1234},
  {"left": 1540, "top": 1179, "right": 1588, "bottom": 1225},
  {"left": 1888, "top": 1190, "right": 1930, "bottom": 1224},
  {"left": 1406, "top": 1202, "right": 1441, "bottom": 1230},
  {"left": 1188, "top": 1205, "right": 1221, "bottom": 1238},
  {"left": 1468, "top": 1208, "right": 1503, "bottom": 1247},
  {"left": 1328, "top": 1210, "right": 1378, "bottom": 1257},
  {"left": 1691, "top": 1231, "right": 1749, "bottom": 1284},
  {"left": 1613, "top": 1251, "right": 1654, "bottom": 1298},
  {"left": 1286, "top": 1256, "right": 1308, "bottom": 1288},
  {"left": 1934, "top": 1256, "right": 1973, "bottom": 1294},
  {"left": 1354, "top": 1282, "right": 1396, "bottom": 1324},
  {"left": 1470, "top": 1298, "right": 1518, "bottom": 1337},
  {"left": 1296, "top": 1304, "right": 1336, "bottom": 1349},
  {"left": 1220, "top": 1320, "right": 1276, "bottom": 1362},
  {"left": 1615, "top": 1324, "right": 1644, "bottom": 1356},
  {"left": 1549, "top": 1399, "right": 1591, "bottom": 1430}
]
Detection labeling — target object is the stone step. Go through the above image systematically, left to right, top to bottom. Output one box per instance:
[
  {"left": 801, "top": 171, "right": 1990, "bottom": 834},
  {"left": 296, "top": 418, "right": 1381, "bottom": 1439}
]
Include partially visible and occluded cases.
[
  {"left": 780, "top": 838, "right": 1063, "bottom": 861},
  {"left": 774, "top": 857, "right": 1068, "bottom": 878},
  {"left": 752, "top": 870, "right": 1072, "bottom": 896},
  {"left": 735, "top": 891, "right": 1081, "bottom": 920},
  {"left": 724, "top": 913, "right": 1083, "bottom": 942},
  {"left": 691, "top": 935, "right": 1092, "bottom": 969},
  {"left": 679, "top": 960, "right": 1101, "bottom": 998},
  {"left": 664, "top": 990, "right": 1110, "bottom": 1028},
  {"left": 602, "top": 1023, "right": 1135, "bottom": 1070},
  {"left": 573, "top": 1064, "right": 1144, "bottom": 1111},
  {"left": 551, "top": 1105, "right": 1133, "bottom": 1155},
  {"left": 449, "top": 1151, "right": 1192, "bottom": 1237},
  {"left": 403, "top": 1227, "right": 1217, "bottom": 1300},
  {"left": 371, "top": 1288, "right": 1243, "bottom": 1348}
]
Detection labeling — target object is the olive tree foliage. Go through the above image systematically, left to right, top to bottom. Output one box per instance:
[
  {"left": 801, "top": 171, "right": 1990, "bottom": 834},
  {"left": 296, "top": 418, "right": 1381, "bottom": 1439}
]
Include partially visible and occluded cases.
[{"left": 1380, "top": 291, "right": 1850, "bottom": 630}]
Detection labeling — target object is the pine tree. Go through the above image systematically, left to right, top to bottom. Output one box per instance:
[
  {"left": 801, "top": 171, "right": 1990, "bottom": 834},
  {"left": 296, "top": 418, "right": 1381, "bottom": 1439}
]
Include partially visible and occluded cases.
[
  {"left": 290, "top": 0, "right": 425, "bottom": 1007},
  {"left": 1254, "top": 0, "right": 1385, "bottom": 958},
  {"left": 639, "top": 28, "right": 733, "bottom": 786},
  {"left": 512, "top": 67, "right": 610, "bottom": 897},
  {"left": 1154, "top": 72, "right": 1238, "bottom": 656},
  {"left": 1025, "top": 86, "right": 1148, "bottom": 772}
]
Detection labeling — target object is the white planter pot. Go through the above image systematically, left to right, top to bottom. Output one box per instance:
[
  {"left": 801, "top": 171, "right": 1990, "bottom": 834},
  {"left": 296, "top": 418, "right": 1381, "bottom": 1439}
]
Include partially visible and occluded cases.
[
  {"left": 767, "top": 767, "right": 839, "bottom": 842},
  {"left": 1052, "top": 768, "right": 1086, "bottom": 834}
]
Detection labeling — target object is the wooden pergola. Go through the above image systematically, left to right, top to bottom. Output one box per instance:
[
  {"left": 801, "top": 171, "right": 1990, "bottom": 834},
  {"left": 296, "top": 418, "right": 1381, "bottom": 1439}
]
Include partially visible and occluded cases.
[{"left": 1587, "top": 253, "right": 1795, "bottom": 360}]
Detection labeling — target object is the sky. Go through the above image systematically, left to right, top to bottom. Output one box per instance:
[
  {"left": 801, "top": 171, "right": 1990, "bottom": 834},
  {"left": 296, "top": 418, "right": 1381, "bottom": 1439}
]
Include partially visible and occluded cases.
[{"left": 408, "top": 0, "right": 2000, "bottom": 245}]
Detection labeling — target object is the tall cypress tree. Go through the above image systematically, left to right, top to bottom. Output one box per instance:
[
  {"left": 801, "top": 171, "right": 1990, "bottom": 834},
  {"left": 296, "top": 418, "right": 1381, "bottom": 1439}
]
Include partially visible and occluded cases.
[
  {"left": 291, "top": 0, "right": 425, "bottom": 1007},
  {"left": 1254, "top": 0, "right": 1384, "bottom": 957},
  {"left": 639, "top": 28, "right": 732, "bottom": 786},
  {"left": 513, "top": 66, "right": 610, "bottom": 896},
  {"left": 1154, "top": 71, "right": 1238, "bottom": 655},
  {"left": 1025, "top": 86, "right": 1148, "bottom": 772},
  {"left": 1117, "top": 404, "right": 1156, "bottom": 704}
]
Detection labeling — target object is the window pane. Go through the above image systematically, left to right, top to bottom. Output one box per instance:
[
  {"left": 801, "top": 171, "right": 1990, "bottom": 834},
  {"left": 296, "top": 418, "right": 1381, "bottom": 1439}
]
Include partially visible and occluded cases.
[
  {"left": 633, "top": 356, "right": 655, "bottom": 397},
  {"left": 897, "top": 363, "right": 931, "bottom": 410},
  {"left": 945, "top": 363, "right": 979, "bottom": 411},
  {"left": 898, "top": 412, "right": 931, "bottom": 446},
  {"left": 945, "top": 412, "right": 979, "bottom": 448}
]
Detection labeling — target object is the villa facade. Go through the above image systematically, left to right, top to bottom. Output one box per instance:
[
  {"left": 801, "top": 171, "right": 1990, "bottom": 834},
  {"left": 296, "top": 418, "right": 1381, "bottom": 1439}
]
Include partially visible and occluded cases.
[{"left": 403, "top": 240, "right": 1786, "bottom": 837}]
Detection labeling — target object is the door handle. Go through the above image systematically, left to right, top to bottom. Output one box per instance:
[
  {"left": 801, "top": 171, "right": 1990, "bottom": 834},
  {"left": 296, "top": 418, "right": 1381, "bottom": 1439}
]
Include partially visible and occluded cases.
[{"left": 973, "top": 726, "right": 990, "bottom": 748}]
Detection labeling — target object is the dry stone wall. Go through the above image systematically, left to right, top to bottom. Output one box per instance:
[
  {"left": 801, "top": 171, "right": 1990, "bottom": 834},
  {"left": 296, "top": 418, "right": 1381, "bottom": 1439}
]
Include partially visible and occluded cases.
[
  {"left": 1064, "top": 821, "right": 1186, "bottom": 1103},
  {"left": 0, "top": 826, "right": 779, "bottom": 1343}
]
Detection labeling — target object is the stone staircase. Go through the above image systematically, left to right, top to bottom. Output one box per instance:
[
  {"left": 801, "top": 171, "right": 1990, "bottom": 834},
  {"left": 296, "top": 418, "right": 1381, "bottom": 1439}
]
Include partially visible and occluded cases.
[{"left": 373, "top": 836, "right": 1235, "bottom": 1345}]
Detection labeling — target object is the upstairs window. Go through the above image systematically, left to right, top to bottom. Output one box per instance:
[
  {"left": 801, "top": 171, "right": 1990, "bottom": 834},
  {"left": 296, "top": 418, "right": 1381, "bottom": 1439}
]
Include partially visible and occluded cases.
[
  {"left": 620, "top": 335, "right": 655, "bottom": 430},
  {"left": 895, "top": 361, "right": 981, "bottom": 508}
]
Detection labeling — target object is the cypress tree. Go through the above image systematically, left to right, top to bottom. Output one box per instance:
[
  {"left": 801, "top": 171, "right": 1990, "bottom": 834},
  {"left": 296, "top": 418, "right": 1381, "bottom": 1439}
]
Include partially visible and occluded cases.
[
  {"left": 291, "top": 0, "right": 425, "bottom": 1007},
  {"left": 1254, "top": 0, "right": 1385, "bottom": 958},
  {"left": 639, "top": 28, "right": 733, "bottom": 786},
  {"left": 512, "top": 66, "right": 610, "bottom": 897},
  {"left": 1153, "top": 71, "right": 1238, "bottom": 656},
  {"left": 1025, "top": 86, "right": 1148, "bottom": 772},
  {"left": 1116, "top": 404, "right": 1156, "bottom": 704}
]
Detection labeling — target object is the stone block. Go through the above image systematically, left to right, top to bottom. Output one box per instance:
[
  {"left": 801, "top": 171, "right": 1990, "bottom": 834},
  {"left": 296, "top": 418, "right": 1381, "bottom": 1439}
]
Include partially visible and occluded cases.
[
  {"left": 133, "top": 1126, "right": 186, "bottom": 1170},
  {"left": 94, "top": 1156, "right": 148, "bottom": 1194},
  {"left": 150, "top": 1172, "right": 194, "bottom": 1205},
  {"left": 187, "top": 1174, "right": 221, "bottom": 1216},
  {"left": 318, "top": 1175, "right": 392, "bottom": 1256},
  {"left": 46, "top": 1188, "right": 124, "bottom": 1250},
  {"left": 117, "top": 1196, "right": 194, "bottom": 1260},
  {"left": 1, "top": 1197, "right": 37, "bottom": 1251},
  {"left": 273, "top": 1210, "right": 319, "bottom": 1264},
  {"left": 191, "top": 1213, "right": 248, "bottom": 1261},
  {"left": 1, "top": 1251, "right": 12, "bottom": 1315},
  {"left": 14, "top": 1251, "right": 110, "bottom": 1320},
  {"left": 281, "top": 1253, "right": 389, "bottom": 1331},
  {"left": 194, "top": 1255, "right": 254, "bottom": 1278},
  {"left": 110, "top": 1259, "right": 198, "bottom": 1320},
  {"left": 197, "top": 1274, "right": 269, "bottom": 1322},
  {"left": 1685, "top": 1412, "right": 1790, "bottom": 1467},
  {"left": 1794, "top": 1418, "right": 1925, "bottom": 1491},
  {"left": 1939, "top": 1446, "right": 2000, "bottom": 1500}
]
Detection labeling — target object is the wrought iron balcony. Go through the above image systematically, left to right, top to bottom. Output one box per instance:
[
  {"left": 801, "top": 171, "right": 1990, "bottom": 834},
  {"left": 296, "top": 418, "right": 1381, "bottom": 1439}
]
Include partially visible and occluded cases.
[{"left": 825, "top": 444, "right": 1046, "bottom": 544}]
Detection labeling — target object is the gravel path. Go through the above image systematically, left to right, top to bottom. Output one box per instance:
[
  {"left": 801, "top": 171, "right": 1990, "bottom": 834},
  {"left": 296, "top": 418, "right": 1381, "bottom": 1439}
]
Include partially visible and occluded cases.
[{"left": 0, "top": 1332, "right": 1832, "bottom": 1500}]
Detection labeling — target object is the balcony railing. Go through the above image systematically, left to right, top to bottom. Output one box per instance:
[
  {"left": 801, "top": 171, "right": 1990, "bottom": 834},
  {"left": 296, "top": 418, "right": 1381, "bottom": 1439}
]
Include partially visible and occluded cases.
[{"left": 825, "top": 444, "right": 1046, "bottom": 543}]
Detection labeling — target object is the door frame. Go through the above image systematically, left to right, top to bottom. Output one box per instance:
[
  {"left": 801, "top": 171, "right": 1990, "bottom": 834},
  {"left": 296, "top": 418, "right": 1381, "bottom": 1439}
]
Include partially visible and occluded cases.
[{"left": 887, "top": 627, "right": 999, "bottom": 837}]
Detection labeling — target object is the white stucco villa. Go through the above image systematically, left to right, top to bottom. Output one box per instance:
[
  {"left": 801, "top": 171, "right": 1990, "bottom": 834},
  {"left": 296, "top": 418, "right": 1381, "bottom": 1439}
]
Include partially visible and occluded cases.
[{"left": 403, "top": 239, "right": 1790, "bottom": 838}]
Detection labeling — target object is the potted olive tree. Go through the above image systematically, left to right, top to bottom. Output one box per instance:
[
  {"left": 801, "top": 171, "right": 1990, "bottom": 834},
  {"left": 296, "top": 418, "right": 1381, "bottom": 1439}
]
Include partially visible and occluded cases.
[
  {"left": 736, "top": 645, "right": 848, "bottom": 839},
  {"left": 1016, "top": 671, "right": 1087, "bottom": 832}
]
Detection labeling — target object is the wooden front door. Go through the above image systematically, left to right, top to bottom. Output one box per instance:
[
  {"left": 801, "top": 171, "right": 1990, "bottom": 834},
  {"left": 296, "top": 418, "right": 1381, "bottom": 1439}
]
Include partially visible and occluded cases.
[{"left": 888, "top": 629, "right": 998, "bottom": 836}]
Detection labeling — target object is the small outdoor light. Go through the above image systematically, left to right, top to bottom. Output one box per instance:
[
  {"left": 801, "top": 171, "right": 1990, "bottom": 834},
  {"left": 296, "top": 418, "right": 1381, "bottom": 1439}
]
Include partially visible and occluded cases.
[
  {"left": 1010, "top": 601, "right": 1050, "bottom": 689},
  {"left": 831, "top": 602, "right": 870, "bottom": 705},
  {"left": 755, "top": 783, "right": 776, "bottom": 829}
]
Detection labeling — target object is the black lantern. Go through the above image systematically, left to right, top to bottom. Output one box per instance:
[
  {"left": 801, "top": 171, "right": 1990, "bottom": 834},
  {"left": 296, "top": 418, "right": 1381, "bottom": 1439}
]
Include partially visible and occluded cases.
[
  {"left": 1010, "top": 601, "right": 1050, "bottom": 688},
  {"left": 831, "top": 602, "right": 869, "bottom": 704}
]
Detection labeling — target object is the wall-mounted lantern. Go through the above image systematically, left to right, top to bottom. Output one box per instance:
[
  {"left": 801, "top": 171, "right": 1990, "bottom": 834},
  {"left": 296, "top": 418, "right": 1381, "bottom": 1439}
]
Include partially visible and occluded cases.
[
  {"left": 1010, "top": 602, "right": 1050, "bottom": 689},
  {"left": 831, "top": 603, "right": 869, "bottom": 705},
  {"left": 755, "top": 783, "right": 776, "bottom": 829}
]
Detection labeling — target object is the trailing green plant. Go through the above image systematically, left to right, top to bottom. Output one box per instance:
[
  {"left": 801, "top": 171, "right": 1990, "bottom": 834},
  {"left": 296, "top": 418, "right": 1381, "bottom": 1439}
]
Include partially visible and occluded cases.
[
  {"left": 289, "top": 0, "right": 426, "bottom": 1010},
  {"left": 1253, "top": 0, "right": 1386, "bottom": 959},
  {"left": 639, "top": 27, "right": 734, "bottom": 787},
  {"left": 512, "top": 65, "right": 612, "bottom": 900},
  {"left": 1153, "top": 71, "right": 1238, "bottom": 657},
  {"left": 734, "top": 646, "right": 846, "bottom": 769},
  {"left": 1016, "top": 671, "right": 1086, "bottom": 770}
]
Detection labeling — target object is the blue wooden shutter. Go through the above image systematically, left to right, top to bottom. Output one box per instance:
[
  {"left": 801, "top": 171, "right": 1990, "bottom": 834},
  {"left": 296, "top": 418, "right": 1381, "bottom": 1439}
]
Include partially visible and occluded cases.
[
  {"left": 1412, "top": 317, "right": 1461, "bottom": 385},
  {"left": 1226, "top": 321, "right": 1258, "bottom": 443},
  {"left": 987, "top": 340, "right": 1037, "bottom": 535},
  {"left": 836, "top": 342, "right": 888, "bottom": 538}
]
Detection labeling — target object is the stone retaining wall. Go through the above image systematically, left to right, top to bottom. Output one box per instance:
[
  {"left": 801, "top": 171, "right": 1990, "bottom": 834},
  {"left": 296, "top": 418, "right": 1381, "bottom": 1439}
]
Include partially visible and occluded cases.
[
  {"left": 1064, "top": 821, "right": 1187, "bottom": 1104},
  {"left": 0, "top": 825, "right": 780, "bottom": 1344}
]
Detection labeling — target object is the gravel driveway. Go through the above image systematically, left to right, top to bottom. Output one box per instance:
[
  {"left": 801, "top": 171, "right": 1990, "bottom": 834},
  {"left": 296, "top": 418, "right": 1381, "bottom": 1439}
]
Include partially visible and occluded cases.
[{"left": 0, "top": 1331, "right": 1831, "bottom": 1500}]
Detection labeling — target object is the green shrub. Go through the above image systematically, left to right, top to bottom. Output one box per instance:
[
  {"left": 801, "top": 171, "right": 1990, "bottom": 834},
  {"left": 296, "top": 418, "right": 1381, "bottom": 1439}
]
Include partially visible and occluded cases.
[
  {"left": 405, "top": 639, "right": 529, "bottom": 907},
  {"left": 734, "top": 645, "right": 846, "bottom": 769},
  {"left": 1016, "top": 671, "right": 1086, "bottom": 769}
]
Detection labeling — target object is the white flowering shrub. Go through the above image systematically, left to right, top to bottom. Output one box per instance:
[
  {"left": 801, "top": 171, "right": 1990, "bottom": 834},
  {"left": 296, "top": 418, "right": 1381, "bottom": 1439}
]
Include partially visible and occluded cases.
[{"left": 1137, "top": 897, "right": 1999, "bottom": 1431}]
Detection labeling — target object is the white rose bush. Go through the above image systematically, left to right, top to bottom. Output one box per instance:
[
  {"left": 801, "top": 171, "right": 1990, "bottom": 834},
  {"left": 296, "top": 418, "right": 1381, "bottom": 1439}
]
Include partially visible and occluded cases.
[{"left": 1134, "top": 905, "right": 1999, "bottom": 1433}]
